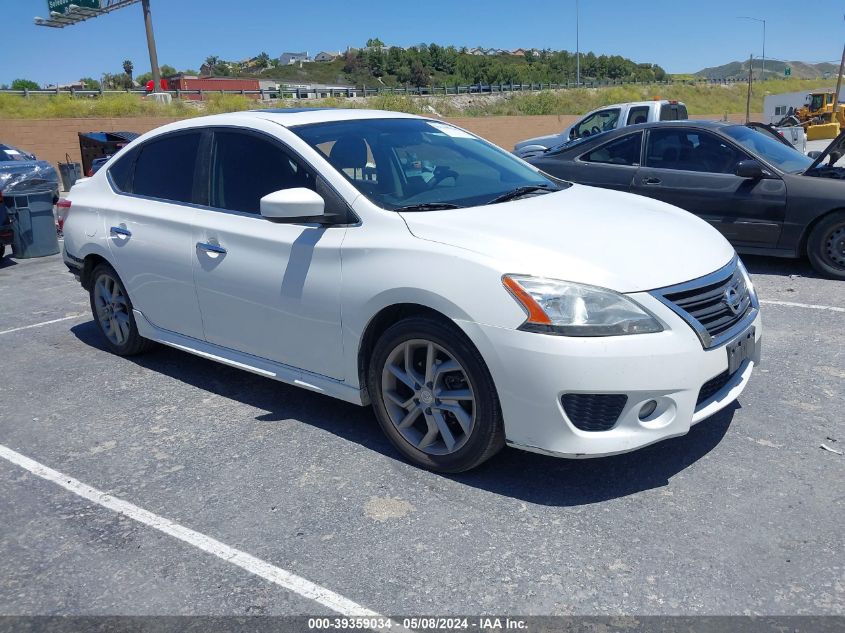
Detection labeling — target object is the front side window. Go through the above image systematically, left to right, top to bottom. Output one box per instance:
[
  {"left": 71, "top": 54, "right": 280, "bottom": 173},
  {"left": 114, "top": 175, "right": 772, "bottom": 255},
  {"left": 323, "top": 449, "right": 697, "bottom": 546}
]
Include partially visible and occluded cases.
[
  {"left": 574, "top": 109, "right": 621, "bottom": 138},
  {"left": 292, "top": 118, "right": 562, "bottom": 211},
  {"left": 722, "top": 125, "right": 814, "bottom": 174},
  {"left": 646, "top": 128, "right": 748, "bottom": 174},
  {"left": 210, "top": 130, "right": 316, "bottom": 214},
  {"left": 131, "top": 132, "right": 201, "bottom": 203},
  {"left": 582, "top": 133, "right": 642, "bottom": 166}
]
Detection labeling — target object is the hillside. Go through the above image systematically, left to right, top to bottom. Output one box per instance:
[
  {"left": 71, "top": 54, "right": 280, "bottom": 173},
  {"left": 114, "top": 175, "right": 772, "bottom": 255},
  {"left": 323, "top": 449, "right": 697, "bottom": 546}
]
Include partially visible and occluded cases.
[{"left": 695, "top": 59, "right": 839, "bottom": 81}]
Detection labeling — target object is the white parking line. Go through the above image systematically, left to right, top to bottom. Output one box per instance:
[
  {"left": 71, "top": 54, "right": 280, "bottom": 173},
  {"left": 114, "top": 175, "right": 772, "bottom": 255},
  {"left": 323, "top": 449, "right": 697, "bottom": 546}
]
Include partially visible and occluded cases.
[
  {"left": 760, "top": 300, "right": 845, "bottom": 313},
  {"left": 0, "top": 314, "right": 86, "bottom": 335},
  {"left": 0, "top": 443, "right": 384, "bottom": 618}
]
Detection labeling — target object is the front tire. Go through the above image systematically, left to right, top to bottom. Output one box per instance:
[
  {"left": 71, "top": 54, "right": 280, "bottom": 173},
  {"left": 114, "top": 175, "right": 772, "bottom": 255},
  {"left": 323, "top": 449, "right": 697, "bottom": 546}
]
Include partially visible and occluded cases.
[
  {"left": 807, "top": 211, "right": 845, "bottom": 280},
  {"left": 89, "top": 263, "right": 155, "bottom": 356},
  {"left": 368, "top": 317, "right": 505, "bottom": 473}
]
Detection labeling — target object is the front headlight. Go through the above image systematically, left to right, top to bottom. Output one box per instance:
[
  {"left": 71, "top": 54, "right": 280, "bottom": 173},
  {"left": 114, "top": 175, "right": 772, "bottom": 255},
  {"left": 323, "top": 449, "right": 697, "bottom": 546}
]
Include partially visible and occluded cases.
[{"left": 502, "top": 275, "right": 663, "bottom": 336}]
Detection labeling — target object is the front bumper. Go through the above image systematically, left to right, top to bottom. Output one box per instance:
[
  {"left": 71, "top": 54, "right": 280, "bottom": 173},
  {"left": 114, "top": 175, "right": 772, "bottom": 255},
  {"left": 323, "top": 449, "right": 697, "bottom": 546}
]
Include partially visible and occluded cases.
[{"left": 457, "top": 292, "right": 761, "bottom": 458}]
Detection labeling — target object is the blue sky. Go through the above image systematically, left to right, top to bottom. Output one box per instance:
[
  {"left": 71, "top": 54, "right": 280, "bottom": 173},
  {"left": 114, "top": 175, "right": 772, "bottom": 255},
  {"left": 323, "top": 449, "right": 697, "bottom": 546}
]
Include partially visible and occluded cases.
[{"left": 3, "top": 0, "right": 843, "bottom": 85}]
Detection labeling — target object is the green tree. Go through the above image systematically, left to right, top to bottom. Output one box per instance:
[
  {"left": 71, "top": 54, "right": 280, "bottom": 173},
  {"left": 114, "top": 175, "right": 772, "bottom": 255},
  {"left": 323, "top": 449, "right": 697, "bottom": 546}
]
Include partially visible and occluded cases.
[
  {"left": 366, "top": 37, "right": 384, "bottom": 48},
  {"left": 256, "top": 52, "right": 271, "bottom": 68},
  {"left": 122, "top": 59, "right": 134, "bottom": 83},
  {"left": 410, "top": 59, "right": 429, "bottom": 86},
  {"left": 79, "top": 77, "right": 101, "bottom": 90},
  {"left": 11, "top": 79, "right": 40, "bottom": 91}
]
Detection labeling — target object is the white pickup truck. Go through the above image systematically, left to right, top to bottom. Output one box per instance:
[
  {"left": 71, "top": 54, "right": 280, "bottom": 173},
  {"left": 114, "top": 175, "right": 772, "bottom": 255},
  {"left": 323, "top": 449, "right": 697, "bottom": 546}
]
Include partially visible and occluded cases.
[{"left": 514, "top": 100, "right": 688, "bottom": 158}]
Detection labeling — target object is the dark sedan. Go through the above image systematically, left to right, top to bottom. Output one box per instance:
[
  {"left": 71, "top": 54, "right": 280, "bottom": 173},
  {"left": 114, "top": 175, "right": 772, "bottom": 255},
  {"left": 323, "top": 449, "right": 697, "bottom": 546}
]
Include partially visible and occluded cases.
[{"left": 526, "top": 121, "right": 845, "bottom": 279}]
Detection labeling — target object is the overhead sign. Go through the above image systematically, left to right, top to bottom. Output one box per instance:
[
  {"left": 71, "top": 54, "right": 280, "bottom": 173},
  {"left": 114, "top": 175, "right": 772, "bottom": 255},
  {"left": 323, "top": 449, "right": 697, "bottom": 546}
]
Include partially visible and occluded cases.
[{"left": 47, "top": 0, "right": 102, "bottom": 15}]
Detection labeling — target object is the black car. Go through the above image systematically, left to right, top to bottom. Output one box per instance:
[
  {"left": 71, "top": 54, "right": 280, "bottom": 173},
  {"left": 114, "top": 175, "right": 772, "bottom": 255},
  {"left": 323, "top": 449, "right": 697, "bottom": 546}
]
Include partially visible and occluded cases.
[{"left": 526, "top": 121, "right": 845, "bottom": 279}]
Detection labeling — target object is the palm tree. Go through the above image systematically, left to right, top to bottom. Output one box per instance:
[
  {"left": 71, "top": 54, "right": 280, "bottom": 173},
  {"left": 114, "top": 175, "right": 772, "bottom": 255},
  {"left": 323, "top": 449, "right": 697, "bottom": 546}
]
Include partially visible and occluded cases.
[{"left": 122, "top": 59, "right": 134, "bottom": 82}]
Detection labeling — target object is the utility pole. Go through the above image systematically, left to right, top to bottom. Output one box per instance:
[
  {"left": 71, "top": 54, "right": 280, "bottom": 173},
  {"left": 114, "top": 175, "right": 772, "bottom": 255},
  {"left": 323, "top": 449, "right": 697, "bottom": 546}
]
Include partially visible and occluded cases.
[
  {"left": 141, "top": 0, "right": 162, "bottom": 93},
  {"left": 575, "top": 0, "right": 580, "bottom": 86},
  {"left": 738, "top": 17, "right": 766, "bottom": 80},
  {"left": 832, "top": 41, "right": 845, "bottom": 116},
  {"left": 745, "top": 54, "right": 753, "bottom": 124}
]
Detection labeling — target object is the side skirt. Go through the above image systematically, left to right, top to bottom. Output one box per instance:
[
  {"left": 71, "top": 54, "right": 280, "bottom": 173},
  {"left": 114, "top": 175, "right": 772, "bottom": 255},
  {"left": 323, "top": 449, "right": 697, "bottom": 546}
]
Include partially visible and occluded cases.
[{"left": 133, "top": 309, "right": 366, "bottom": 406}]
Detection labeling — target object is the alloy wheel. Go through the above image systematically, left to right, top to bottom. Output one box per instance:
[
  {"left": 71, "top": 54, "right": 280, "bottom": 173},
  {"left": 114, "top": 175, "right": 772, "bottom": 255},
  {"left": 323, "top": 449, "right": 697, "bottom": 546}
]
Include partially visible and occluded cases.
[
  {"left": 93, "top": 273, "right": 131, "bottom": 346},
  {"left": 380, "top": 339, "right": 476, "bottom": 455}
]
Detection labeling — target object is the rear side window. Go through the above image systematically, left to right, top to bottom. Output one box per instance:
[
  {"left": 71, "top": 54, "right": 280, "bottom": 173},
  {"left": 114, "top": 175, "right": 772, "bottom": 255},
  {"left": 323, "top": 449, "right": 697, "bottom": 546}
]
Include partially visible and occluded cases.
[
  {"left": 660, "top": 103, "right": 688, "bottom": 121},
  {"left": 626, "top": 106, "right": 650, "bottom": 125},
  {"left": 210, "top": 130, "right": 315, "bottom": 214},
  {"left": 131, "top": 132, "right": 202, "bottom": 203},
  {"left": 581, "top": 133, "right": 642, "bottom": 166},
  {"left": 108, "top": 148, "right": 137, "bottom": 192}
]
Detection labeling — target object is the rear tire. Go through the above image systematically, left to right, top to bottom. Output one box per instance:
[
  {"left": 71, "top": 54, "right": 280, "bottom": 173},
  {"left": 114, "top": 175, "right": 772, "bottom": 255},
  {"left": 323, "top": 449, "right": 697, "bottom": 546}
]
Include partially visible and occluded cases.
[
  {"left": 807, "top": 211, "right": 845, "bottom": 280},
  {"left": 89, "top": 262, "right": 156, "bottom": 356},
  {"left": 368, "top": 317, "right": 505, "bottom": 473}
]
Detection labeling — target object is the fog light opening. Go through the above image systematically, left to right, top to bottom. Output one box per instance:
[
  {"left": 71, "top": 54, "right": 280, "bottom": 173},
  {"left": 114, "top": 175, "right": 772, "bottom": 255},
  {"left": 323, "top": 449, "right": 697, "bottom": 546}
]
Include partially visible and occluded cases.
[{"left": 638, "top": 400, "right": 658, "bottom": 420}]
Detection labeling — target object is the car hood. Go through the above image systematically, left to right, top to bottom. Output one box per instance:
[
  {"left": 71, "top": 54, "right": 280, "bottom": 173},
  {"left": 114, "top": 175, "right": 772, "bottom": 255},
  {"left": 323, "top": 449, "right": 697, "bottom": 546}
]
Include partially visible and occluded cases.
[
  {"left": 805, "top": 129, "right": 845, "bottom": 173},
  {"left": 514, "top": 132, "right": 565, "bottom": 152},
  {"left": 399, "top": 184, "right": 735, "bottom": 293}
]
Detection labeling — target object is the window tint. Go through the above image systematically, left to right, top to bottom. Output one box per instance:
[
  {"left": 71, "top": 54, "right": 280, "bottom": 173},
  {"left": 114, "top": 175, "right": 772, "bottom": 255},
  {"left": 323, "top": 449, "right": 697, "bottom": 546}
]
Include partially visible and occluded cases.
[
  {"left": 659, "top": 103, "right": 688, "bottom": 121},
  {"left": 626, "top": 106, "right": 650, "bottom": 125},
  {"left": 574, "top": 109, "right": 621, "bottom": 138},
  {"left": 646, "top": 129, "right": 747, "bottom": 173},
  {"left": 210, "top": 131, "right": 315, "bottom": 214},
  {"left": 132, "top": 133, "right": 201, "bottom": 203},
  {"left": 582, "top": 133, "right": 642, "bottom": 166},
  {"left": 108, "top": 148, "right": 137, "bottom": 192}
]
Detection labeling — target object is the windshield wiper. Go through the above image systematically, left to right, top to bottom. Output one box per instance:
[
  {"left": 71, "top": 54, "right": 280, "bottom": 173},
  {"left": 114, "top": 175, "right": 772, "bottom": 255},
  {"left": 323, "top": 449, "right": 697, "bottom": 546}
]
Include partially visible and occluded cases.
[
  {"left": 486, "top": 185, "right": 557, "bottom": 205},
  {"left": 393, "top": 202, "right": 463, "bottom": 212}
]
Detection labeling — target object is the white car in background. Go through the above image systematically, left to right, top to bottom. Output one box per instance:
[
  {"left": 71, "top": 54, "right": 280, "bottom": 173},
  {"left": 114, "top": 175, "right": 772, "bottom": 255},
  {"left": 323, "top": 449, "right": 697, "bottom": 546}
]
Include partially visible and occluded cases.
[
  {"left": 514, "top": 99, "right": 689, "bottom": 158},
  {"left": 61, "top": 108, "right": 760, "bottom": 472}
]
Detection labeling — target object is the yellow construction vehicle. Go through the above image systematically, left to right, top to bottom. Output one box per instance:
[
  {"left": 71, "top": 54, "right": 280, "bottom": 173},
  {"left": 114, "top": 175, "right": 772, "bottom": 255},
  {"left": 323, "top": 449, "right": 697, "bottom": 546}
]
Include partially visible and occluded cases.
[{"left": 782, "top": 91, "right": 845, "bottom": 141}]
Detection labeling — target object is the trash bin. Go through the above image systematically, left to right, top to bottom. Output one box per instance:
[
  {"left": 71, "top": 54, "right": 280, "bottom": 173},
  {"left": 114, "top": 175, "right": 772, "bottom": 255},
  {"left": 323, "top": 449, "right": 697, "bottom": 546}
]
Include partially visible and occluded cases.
[
  {"left": 78, "top": 131, "right": 139, "bottom": 176},
  {"left": 58, "top": 153, "right": 82, "bottom": 191},
  {"left": 4, "top": 185, "right": 60, "bottom": 258}
]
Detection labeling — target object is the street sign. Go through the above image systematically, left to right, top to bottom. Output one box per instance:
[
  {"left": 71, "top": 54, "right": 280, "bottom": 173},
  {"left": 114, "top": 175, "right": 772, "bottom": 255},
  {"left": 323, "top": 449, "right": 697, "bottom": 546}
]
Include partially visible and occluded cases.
[
  {"left": 47, "top": 0, "right": 101, "bottom": 15},
  {"left": 785, "top": 67, "right": 792, "bottom": 76}
]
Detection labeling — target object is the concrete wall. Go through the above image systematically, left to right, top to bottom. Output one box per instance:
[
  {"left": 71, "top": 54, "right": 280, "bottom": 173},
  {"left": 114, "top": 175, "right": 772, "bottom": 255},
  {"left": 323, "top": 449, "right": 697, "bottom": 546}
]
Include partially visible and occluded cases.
[{"left": 1, "top": 112, "right": 760, "bottom": 174}]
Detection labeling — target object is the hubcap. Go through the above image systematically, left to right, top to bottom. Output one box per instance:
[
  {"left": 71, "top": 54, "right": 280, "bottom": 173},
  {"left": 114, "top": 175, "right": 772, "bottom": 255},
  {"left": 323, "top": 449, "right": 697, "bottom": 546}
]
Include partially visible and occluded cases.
[
  {"left": 825, "top": 225, "right": 845, "bottom": 268},
  {"left": 94, "top": 273, "right": 131, "bottom": 346},
  {"left": 380, "top": 339, "right": 476, "bottom": 456}
]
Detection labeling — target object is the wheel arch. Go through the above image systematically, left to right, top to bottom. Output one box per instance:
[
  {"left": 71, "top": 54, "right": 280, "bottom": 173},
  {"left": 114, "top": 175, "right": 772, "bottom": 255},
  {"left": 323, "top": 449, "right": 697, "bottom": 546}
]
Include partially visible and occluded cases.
[{"left": 80, "top": 253, "right": 111, "bottom": 290}]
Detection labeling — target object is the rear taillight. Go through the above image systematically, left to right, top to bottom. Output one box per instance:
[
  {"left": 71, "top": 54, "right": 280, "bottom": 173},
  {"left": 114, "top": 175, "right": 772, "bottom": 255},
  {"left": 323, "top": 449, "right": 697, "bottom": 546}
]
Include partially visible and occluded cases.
[
  {"left": 87, "top": 168, "right": 94, "bottom": 177},
  {"left": 56, "top": 198, "right": 72, "bottom": 231}
]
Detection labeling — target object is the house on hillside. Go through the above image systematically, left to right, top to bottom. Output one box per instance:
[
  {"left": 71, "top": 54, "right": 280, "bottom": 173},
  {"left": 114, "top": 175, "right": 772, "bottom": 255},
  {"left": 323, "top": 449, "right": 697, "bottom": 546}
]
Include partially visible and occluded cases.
[
  {"left": 467, "top": 47, "right": 484, "bottom": 56},
  {"left": 511, "top": 48, "right": 527, "bottom": 57},
  {"left": 279, "top": 51, "right": 311, "bottom": 65},
  {"left": 314, "top": 51, "right": 341, "bottom": 62}
]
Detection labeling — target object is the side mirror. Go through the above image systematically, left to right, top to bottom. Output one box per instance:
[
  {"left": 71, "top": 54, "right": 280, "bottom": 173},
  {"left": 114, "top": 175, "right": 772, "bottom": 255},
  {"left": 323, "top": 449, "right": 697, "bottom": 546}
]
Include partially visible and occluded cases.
[
  {"left": 807, "top": 150, "right": 822, "bottom": 159},
  {"left": 735, "top": 160, "right": 764, "bottom": 179},
  {"left": 260, "top": 187, "right": 325, "bottom": 222}
]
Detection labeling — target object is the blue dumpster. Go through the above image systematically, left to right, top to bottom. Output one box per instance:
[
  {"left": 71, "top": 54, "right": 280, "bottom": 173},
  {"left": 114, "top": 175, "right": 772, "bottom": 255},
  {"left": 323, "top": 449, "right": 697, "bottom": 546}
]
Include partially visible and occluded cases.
[{"left": 4, "top": 185, "right": 59, "bottom": 258}]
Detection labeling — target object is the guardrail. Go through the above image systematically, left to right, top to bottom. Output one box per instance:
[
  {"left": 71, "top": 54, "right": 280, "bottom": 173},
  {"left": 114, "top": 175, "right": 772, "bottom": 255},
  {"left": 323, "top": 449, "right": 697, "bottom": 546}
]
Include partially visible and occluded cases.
[{"left": 0, "top": 78, "right": 749, "bottom": 100}]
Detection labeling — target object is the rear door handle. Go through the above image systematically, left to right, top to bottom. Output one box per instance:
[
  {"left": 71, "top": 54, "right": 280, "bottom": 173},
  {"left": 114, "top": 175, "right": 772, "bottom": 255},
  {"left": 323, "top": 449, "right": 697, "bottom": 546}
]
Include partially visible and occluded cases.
[
  {"left": 642, "top": 177, "right": 662, "bottom": 185},
  {"left": 110, "top": 225, "right": 131, "bottom": 237},
  {"left": 196, "top": 241, "right": 227, "bottom": 255}
]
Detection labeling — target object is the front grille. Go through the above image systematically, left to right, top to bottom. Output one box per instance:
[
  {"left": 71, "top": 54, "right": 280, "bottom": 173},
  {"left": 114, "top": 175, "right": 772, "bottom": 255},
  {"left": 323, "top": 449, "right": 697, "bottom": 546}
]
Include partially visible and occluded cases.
[
  {"left": 652, "top": 258, "right": 756, "bottom": 349},
  {"left": 696, "top": 371, "right": 731, "bottom": 407},
  {"left": 561, "top": 393, "right": 628, "bottom": 432}
]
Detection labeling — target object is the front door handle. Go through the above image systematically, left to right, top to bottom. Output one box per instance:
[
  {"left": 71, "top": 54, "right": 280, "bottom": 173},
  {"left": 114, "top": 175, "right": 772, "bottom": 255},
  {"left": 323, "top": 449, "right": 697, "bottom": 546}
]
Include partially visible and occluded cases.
[
  {"left": 642, "top": 177, "right": 662, "bottom": 185},
  {"left": 110, "top": 225, "right": 131, "bottom": 237},
  {"left": 196, "top": 241, "right": 227, "bottom": 255}
]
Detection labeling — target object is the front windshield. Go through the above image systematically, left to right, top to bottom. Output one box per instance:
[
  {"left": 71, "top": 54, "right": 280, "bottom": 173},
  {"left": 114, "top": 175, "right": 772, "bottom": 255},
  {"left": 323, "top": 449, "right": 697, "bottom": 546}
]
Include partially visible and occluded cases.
[
  {"left": 291, "top": 118, "right": 562, "bottom": 210},
  {"left": 722, "top": 125, "right": 814, "bottom": 173}
]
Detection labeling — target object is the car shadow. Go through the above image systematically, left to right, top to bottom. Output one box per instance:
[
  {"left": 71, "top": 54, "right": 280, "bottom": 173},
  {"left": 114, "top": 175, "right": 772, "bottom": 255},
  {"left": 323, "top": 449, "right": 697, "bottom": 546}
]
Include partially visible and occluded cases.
[
  {"left": 742, "top": 254, "right": 822, "bottom": 279},
  {"left": 0, "top": 256, "right": 19, "bottom": 270},
  {"left": 71, "top": 320, "right": 736, "bottom": 507}
]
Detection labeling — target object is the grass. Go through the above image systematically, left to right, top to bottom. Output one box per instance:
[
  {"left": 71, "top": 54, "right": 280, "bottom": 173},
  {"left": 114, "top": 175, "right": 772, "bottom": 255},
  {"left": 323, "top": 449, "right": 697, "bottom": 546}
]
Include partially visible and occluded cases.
[{"left": 0, "top": 78, "right": 834, "bottom": 120}]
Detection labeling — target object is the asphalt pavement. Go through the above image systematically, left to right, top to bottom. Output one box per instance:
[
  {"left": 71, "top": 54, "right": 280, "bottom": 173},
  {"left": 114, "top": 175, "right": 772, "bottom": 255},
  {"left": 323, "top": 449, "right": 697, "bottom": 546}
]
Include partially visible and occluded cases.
[{"left": 0, "top": 251, "right": 842, "bottom": 617}]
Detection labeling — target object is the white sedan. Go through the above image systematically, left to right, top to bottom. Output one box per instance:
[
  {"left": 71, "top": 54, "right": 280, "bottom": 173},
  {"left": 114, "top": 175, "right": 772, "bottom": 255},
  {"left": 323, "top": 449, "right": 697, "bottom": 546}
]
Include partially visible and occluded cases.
[{"left": 61, "top": 108, "right": 761, "bottom": 472}]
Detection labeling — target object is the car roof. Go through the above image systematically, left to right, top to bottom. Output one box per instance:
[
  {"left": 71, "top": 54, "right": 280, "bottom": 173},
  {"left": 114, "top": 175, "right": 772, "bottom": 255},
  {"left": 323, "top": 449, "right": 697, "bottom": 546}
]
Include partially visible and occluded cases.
[{"left": 204, "top": 107, "right": 426, "bottom": 128}]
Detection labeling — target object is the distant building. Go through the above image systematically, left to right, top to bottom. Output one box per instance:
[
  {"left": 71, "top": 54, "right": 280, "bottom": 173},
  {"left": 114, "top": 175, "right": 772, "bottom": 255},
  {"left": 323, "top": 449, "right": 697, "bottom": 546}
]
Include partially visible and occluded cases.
[
  {"left": 467, "top": 48, "right": 484, "bottom": 56},
  {"left": 511, "top": 48, "right": 527, "bottom": 57},
  {"left": 279, "top": 51, "right": 311, "bottom": 65},
  {"left": 314, "top": 51, "right": 341, "bottom": 63},
  {"left": 167, "top": 77, "right": 263, "bottom": 101},
  {"left": 763, "top": 87, "right": 845, "bottom": 124}
]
